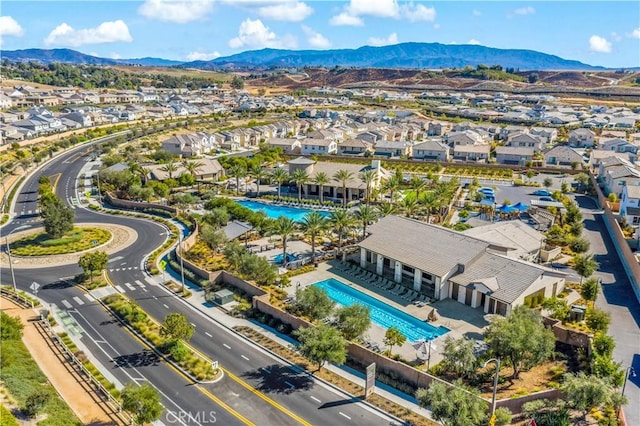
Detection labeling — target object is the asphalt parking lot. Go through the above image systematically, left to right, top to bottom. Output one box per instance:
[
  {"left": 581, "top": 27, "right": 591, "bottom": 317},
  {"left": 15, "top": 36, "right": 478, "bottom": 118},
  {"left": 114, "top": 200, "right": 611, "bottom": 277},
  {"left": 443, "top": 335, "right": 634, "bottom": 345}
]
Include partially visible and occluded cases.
[{"left": 473, "top": 173, "right": 577, "bottom": 206}]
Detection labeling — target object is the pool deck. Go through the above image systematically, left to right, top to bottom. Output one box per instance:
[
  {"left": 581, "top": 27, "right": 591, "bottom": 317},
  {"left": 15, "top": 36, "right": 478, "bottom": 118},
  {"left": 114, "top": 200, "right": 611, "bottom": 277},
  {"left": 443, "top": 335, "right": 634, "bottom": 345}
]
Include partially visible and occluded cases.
[{"left": 289, "top": 260, "right": 489, "bottom": 364}]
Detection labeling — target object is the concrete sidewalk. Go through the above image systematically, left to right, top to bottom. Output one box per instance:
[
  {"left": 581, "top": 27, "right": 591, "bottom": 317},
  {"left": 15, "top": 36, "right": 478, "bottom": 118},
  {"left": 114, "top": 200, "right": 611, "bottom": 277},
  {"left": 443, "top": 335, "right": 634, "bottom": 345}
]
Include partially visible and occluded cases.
[{"left": 154, "top": 266, "right": 435, "bottom": 422}]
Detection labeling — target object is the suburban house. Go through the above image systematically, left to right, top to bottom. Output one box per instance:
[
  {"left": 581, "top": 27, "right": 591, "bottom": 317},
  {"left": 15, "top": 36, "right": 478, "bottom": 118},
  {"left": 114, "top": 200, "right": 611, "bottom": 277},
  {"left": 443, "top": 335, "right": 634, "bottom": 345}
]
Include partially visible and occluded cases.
[
  {"left": 530, "top": 127, "right": 558, "bottom": 144},
  {"left": 569, "top": 128, "right": 596, "bottom": 147},
  {"left": 445, "top": 130, "right": 486, "bottom": 146},
  {"left": 506, "top": 132, "right": 546, "bottom": 151},
  {"left": 161, "top": 133, "right": 216, "bottom": 157},
  {"left": 266, "top": 138, "right": 302, "bottom": 155},
  {"left": 301, "top": 138, "right": 337, "bottom": 155},
  {"left": 600, "top": 138, "right": 638, "bottom": 154},
  {"left": 337, "top": 139, "right": 372, "bottom": 156},
  {"left": 412, "top": 140, "right": 450, "bottom": 161},
  {"left": 373, "top": 141, "right": 412, "bottom": 158},
  {"left": 453, "top": 144, "right": 491, "bottom": 162},
  {"left": 495, "top": 146, "right": 534, "bottom": 166},
  {"left": 544, "top": 146, "right": 584, "bottom": 168},
  {"left": 589, "top": 150, "right": 636, "bottom": 170},
  {"left": 287, "top": 157, "right": 386, "bottom": 203},
  {"left": 600, "top": 157, "right": 640, "bottom": 197},
  {"left": 146, "top": 158, "right": 225, "bottom": 181},
  {"left": 620, "top": 185, "right": 640, "bottom": 226},
  {"left": 357, "top": 215, "right": 566, "bottom": 316}
]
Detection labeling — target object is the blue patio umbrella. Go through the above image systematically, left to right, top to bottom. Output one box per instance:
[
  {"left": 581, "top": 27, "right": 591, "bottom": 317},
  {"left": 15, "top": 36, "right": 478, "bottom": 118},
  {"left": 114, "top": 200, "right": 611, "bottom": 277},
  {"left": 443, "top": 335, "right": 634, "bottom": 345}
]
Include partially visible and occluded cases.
[
  {"left": 512, "top": 202, "right": 529, "bottom": 211},
  {"left": 497, "top": 203, "right": 518, "bottom": 213}
]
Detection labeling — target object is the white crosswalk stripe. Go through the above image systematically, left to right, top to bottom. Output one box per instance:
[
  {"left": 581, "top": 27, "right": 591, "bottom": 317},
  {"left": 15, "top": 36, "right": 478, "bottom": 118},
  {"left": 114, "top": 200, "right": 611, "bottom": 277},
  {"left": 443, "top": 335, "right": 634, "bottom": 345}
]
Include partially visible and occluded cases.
[
  {"left": 134, "top": 280, "right": 145, "bottom": 288},
  {"left": 125, "top": 283, "right": 136, "bottom": 291},
  {"left": 115, "top": 285, "right": 124, "bottom": 293},
  {"left": 84, "top": 294, "right": 93, "bottom": 302},
  {"left": 73, "top": 296, "right": 84, "bottom": 305},
  {"left": 61, "top": 299, "right": 73, "bottom": 309}
]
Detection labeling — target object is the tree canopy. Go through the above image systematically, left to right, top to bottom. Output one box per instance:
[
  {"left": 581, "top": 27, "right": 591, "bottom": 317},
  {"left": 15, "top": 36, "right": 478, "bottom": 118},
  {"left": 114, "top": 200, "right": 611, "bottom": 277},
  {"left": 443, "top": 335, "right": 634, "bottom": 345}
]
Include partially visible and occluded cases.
[
  {"left": 78, "top": 251, "right": 109, "bottom": 282},
  {"left": 292, "top": 286, "right": 335, "bottom": 321},
  {"left": 335, "top": 304, "right": 371, "bottom": 341},
  {"left": 484, "top": 306, "right": 555, "bottom": 379},
  {"left": 160, "top": 312, "right": 195, "bottom": 342},
  {"left": 295, "top": 325, "right": 347, "bottom": 371},
  {"left": 441, "top": 336, "right": 478, "bottom": 379},
  {"left": 416, "top": 380, "right": 487, "bottom": 426},
  {"left": 121, "top": 382, "right": 164, "bottom": 424}
]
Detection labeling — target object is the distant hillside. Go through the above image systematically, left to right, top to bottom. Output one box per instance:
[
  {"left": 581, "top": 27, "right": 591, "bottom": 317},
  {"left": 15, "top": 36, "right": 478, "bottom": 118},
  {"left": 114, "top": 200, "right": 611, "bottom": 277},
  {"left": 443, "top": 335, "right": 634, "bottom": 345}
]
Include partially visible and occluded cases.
[
  {"left": 197, "top": 42, "right": 601, "bottom": 71},
  {"left": 0, "top": 48, "right": 184, "bottom": 67}
]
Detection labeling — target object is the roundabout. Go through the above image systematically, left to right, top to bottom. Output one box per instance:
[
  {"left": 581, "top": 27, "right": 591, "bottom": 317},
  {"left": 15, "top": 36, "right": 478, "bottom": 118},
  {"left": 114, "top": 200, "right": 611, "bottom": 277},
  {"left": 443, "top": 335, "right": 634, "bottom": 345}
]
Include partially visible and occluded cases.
[{"left": 2, "top": 223, "right": 138, "bottom": 268}]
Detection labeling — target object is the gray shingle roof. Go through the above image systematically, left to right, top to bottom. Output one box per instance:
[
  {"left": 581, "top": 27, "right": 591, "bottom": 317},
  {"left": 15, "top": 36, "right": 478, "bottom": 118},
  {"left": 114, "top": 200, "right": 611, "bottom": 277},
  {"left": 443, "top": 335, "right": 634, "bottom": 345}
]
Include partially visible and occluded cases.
[
  {"left": 359, "top": 215, "right": 491, "bottom": 276},
  {"left": 449, "top": 252, "right": 559, "bottom": 304}
]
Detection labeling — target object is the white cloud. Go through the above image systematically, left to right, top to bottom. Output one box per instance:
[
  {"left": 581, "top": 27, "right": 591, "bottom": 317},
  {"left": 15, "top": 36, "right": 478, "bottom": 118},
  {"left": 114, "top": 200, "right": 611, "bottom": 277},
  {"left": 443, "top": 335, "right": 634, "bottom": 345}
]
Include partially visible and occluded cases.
[
  {"left": 138, "top": 0, "right": 214, "bottom": 23},
  {"left": 347, "top": 0, "right": 399, "bottom": 18},
  {"left": 258, "top": 1, "right": 313, "bottom": 22},
  {"left": 402, "top": 2, "right": 436, "bottom": 22},
  {"left": 513, "top": 6, "right": 535, "bottom": 15},
  {"left": 472, "top": 9, "right": 482, "bottom": 16},
  {"left": 329, "top": 12, "right": 363, "bottom": 26},
  {"left": 0, "top": 16, "right": 24, "bottom": 38},
  {"left": 229, "top": 18, "right": 296, "bottom": 49},
  {"left": 44, "top": 20, "right": 132, "bottom": 47},
  {"left": 433, "top": 23, "right": 440, "bottom": 30},
  {"left": 302, "top": 25, "right": 330, "bottom": 48},
  {"left": 629, "top": 28, "right": 640, "bottom": 39},
  {"left": 368, "top": 32, "right": 398, "bottom": 47},
  {"left": 611, "top": 32, "right": 622, "bottom": 42},
  {"left": 589, "top": 35, "right": 612, "bottom": 53},
  {"left": 467, "top": 39, "right": 481, "bottom": 45},
  {"left": 186, "top": 50, "right": 221, "bottom": 61},
  {"left": 109, "top": 52, "right": 122, "bottom": 59}
]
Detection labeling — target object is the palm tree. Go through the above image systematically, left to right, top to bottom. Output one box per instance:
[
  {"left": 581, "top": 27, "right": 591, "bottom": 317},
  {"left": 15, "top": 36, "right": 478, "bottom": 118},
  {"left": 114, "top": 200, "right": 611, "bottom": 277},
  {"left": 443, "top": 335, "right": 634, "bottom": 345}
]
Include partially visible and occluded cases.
[
  {"left": 160, "top": 159, "right": 178, "bottom": 180},
  {"left": 182, "top": 160, "right": 203, "bottom": 188},
  {"left": 128, "top": 161, "right": 148, "bottom": 187},
  {"left": 249, "top": 163, "right": 266, "bottom": 197},
  {"left": 228, "top": 164, "right": 246, "bottom": 195},
  {"left": 270, "top": 168, "right": 289, "bottom": 200},
  {"left": 291, "top": 169, "right": 308, "bottom": 202},
  {"left": 333, "top": 169, "right": 354, "bottom": 207},
  {"left": 359, "top": 169, "right": 376, "bottom": 205},
  {"left": 313, "top": 172, "right": 330, "bottom": 204},
  {"left": 409, "top": 175, "right": 427, "bottom": 200},
  {"left": 383, "top": 177, "right": 401, "bottom": 204},
  {"left": 419, "top": 191, "right": 440, "bottom": 224},
  {"left": 401, "top": 197, "right": 419, "bottom": 218},
  {"left": 377, "top": 203, "right": 396, "bottom": 217},
  {"left": 356, "top": 204, "right": 377, "bottom": 240},
  {"left": 329, "top": 209, "right": 355, "bottom": 253},
  {"left": 301, "top": 211, "right": 327, "bottom": 263},
  {"left": 271, "top": 217, "right": 297, "bottom": 265}
]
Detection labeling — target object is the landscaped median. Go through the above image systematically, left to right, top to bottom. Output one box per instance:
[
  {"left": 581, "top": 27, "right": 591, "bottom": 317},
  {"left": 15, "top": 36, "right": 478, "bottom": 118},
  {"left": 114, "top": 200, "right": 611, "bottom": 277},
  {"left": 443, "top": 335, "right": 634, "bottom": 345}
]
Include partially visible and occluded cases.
[
  {"left": 10, "top": 226, "right": 111, "bottom": 256},
  {"left": 102, "top": 294, "right": 220, "bottom": 382}
]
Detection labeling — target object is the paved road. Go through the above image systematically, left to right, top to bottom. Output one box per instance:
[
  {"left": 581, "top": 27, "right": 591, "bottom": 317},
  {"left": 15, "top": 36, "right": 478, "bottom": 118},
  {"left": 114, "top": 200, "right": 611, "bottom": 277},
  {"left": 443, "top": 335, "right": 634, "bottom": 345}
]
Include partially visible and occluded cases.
[
  {"left": 3, "top": 142, "right": 400, "bottom": 425},
  {"left": 575, "top": 195, "right": 640, "bottom": 424}
]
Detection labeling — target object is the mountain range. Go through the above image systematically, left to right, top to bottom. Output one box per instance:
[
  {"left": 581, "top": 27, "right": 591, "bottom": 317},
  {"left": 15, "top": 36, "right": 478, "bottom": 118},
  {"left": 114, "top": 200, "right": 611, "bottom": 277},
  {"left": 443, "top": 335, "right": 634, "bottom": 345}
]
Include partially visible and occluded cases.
[{"left": 1, "top": 43, "right": 604, "bottom": 70}]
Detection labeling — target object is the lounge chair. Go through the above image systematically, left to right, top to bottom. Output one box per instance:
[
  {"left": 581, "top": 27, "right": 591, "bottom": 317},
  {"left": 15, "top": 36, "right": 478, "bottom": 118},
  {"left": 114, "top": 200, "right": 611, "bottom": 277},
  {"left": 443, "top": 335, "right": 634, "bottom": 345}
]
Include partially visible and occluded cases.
[
  {"left": 384, "top": 280, "right": 395, "bottom": 290},
  {"left": 391, "top": 285, "right": 404, "bottom": 295},
  {"left": 402, "top": 290, "right": 414, "bottom": 301}
]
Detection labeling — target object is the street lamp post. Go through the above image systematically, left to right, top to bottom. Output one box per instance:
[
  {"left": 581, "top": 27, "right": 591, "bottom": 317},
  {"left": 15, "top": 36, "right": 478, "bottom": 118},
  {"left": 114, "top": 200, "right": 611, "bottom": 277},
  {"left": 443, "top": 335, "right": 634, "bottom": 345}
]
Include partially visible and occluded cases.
[
  {"left": 5, "top": 225, "right": 32, "bottom": 292},
  {"left": 483, "top": 357, "right": 500, "bottom": 425}
]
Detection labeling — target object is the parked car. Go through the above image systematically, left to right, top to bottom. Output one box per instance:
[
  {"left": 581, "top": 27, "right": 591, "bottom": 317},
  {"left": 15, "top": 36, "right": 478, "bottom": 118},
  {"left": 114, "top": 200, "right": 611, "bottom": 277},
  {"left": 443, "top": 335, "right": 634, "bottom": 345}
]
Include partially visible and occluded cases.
[
  {"left": 533, "top": 189, "right": 552, "bottom": 196},
  {"left": 540, "top": 196, "right": 555, "bottom": 202}
]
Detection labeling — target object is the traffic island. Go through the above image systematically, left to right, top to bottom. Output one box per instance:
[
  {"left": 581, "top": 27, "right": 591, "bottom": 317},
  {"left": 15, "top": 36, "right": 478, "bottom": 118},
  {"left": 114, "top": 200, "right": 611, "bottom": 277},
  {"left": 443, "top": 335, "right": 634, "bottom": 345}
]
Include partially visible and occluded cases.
[{"left": 9, "top": 226, "right": 111, "bottom": 256}]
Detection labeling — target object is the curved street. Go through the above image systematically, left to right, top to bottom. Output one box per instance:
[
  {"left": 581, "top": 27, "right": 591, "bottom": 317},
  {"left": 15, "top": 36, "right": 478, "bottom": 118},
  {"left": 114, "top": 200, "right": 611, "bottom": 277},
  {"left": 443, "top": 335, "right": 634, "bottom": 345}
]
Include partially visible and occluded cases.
[{"left": 1, "top": 141, "right": 400, "bottom": 425}]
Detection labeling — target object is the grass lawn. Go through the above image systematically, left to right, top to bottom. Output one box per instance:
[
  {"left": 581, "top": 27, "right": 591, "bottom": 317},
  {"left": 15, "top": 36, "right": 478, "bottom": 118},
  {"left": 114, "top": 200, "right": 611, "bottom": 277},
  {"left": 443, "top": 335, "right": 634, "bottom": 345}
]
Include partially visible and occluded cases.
[
  {"left": 11, "top": 227, "right": 110, "bottom": 256},
  {"left": 0, "top": 338, "right": 82, "bottom": 426}
]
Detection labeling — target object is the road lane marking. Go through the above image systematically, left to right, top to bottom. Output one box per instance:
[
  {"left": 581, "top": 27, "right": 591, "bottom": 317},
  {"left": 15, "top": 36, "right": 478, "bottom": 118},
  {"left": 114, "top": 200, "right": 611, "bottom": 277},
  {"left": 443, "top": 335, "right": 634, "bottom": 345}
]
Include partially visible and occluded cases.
[
  {"left": 125, "top": 283, "right": 136, "bottom": 291},
  {"left": 115, "top": 285, "right": 124, "bottom": 293},
  {"left": 84, "top": 294, "right": 93, "bottom": 302},
  {"left": 72, "top": 296, "right": 85, "bottom": 305},
  {"left": 152, "top": 296, "right": 158, "bottom": 300},
  {"left": 61, "top": 299, "right": 72, "bottom": 309},
  {"left": 163, "top": 304, "right": 169, "bottom": 309},
  {"left": 191, "top": 322, "right": 196, "bottom": 328},
  {"left": 205, "top": 332, "right": 212, "bottom": 337},
  {"left": 223, "top": 343, "right": 231, "bottom": 349},
  {"left": 240, "top": 355, "right": 249, "bottom": 361},
  {"left": 262, "top": 367, "right": 271, "bottom": 374},
  {"left": 221, "top": 368, "right": 312, "bottom": 426},
  {"left": 284, "top": 381, "right": 295, "bottom": 389},
  {"left": 196, "top": 386, "right": 255, "bottom": 426},
  {"left": 310, "top": 396, "right": 321, "bottom": 403},
  {"left": 339, "top": 412, "right": 351, "bottom": 420}
]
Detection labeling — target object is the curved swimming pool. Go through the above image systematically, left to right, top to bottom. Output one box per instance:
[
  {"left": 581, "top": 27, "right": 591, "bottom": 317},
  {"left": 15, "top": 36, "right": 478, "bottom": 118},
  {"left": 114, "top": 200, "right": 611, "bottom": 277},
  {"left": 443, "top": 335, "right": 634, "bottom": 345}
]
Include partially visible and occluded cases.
[
  {"left": 236, "top": 200, "right": 330, "bottom": 222},
  {"left": 313, "top": 278, "right": 449, "bottom": 342}
]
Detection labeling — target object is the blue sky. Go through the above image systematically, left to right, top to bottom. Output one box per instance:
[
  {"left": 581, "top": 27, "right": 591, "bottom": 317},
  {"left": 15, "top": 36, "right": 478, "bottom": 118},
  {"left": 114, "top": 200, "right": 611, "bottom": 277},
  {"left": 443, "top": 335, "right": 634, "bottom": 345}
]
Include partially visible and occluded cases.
[{"left": 0, "top": 1, "right": 638, "bottom": 68}]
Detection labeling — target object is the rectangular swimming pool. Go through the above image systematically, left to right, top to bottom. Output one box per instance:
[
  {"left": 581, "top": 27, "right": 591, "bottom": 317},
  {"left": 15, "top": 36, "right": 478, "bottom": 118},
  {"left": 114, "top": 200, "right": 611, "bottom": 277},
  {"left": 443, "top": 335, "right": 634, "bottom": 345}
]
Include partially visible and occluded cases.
[
  {"left": 236, "top": 200, "right": 329, "bottom": 222},
  {"left": 313, "top": 278, "right": 449, "bottom": 342}
]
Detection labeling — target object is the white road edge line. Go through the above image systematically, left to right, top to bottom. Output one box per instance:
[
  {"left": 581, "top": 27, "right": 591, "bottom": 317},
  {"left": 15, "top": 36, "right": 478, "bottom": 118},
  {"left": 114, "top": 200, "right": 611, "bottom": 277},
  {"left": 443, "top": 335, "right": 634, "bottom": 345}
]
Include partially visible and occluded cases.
[
  {"left": 162, "top": 304, "right": 169, "bottom": 309},
  {"left": 310, "top": 396, "right": 321, "bottom": 403},
  {"left": 339, "top": 412, "right": 351, "bottom": 420}
]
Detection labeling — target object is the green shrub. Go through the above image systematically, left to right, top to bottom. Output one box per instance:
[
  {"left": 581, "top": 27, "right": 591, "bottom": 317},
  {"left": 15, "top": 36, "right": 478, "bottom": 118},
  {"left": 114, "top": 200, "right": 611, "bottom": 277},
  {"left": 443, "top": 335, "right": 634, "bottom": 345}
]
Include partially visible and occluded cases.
[{"left": 0, "top": 404, "right": 19, "bottom": 426}]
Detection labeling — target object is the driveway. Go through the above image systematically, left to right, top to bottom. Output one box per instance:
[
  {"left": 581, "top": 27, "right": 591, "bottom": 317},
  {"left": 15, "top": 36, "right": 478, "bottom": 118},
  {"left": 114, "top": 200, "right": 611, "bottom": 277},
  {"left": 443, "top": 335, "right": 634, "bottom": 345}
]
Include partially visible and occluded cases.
[{"left": 575, "top": 195, "right": 640, "bottom": 424}]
